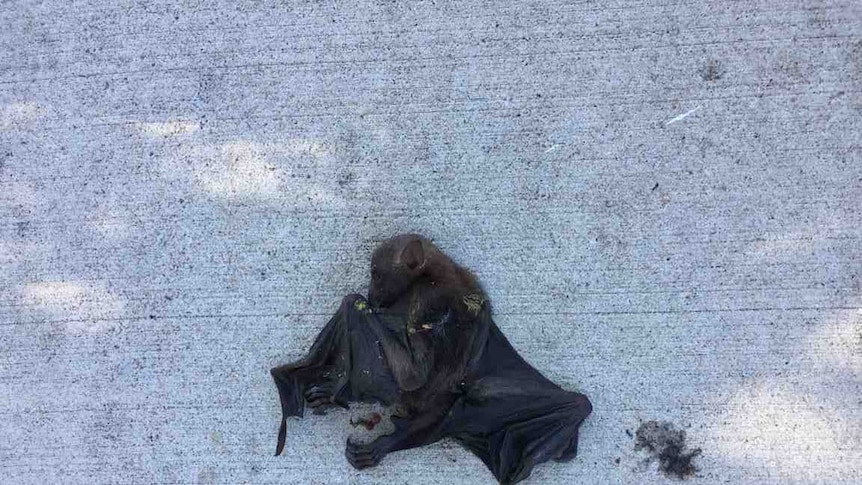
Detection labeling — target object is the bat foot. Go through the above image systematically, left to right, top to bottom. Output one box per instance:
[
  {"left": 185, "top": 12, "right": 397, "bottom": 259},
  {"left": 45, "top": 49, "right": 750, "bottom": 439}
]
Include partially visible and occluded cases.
[
  {"left": 305, "top": 383, "right": 338, "bottom": 410},
  {"left": 345, "top": 437, "right": 390, "bottom": 470}
]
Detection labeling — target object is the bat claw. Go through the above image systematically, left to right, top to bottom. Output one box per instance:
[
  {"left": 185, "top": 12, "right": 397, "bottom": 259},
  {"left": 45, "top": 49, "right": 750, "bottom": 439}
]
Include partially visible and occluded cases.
[{"left": 345, "top": 437, "right": 389, "bottom": 470}]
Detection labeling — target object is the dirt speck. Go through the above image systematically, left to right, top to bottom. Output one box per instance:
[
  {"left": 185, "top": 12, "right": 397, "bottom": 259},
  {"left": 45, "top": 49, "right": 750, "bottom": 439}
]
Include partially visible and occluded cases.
[
  {"left": 700, "top": 59, "right": 724, "bottom": 81},
  {"left": 337, "top": 170, "right": 355, "bottom": 188},
  {"left": 16, "top": 220, "right": 30, "bottom": 238},
  {"left": 634, "top": 420, "right": 701, "bottom": 479}
]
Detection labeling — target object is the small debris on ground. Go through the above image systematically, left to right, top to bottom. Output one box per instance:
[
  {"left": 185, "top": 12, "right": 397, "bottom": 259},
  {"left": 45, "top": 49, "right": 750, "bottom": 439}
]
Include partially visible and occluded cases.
[{"left": 634, "top": 420, "right": 702, "bottom": 479}]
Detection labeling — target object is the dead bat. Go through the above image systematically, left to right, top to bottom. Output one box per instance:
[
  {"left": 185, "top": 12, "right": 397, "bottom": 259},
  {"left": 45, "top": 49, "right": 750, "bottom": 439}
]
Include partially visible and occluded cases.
[{"left": 270, "top": 234, "right": 592, "bottom": 484}]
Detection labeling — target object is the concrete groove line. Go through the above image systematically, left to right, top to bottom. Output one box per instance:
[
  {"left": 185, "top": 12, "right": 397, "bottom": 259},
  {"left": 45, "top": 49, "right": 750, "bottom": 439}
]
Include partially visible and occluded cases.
[
  {"left": 5, "top": 1, "right": 834, "bottom": 42},
  {"left": 7, "top": 16, "right": 856, "bottom": 70},
  {"left": 2, "top": 33, "right": 859, "bottom": 86},
  {"left": 4, "top": 147, "right": 859, "bottom": 195},
  {"left": 3, "top": 304, "right": 860, "bottom": 328}
]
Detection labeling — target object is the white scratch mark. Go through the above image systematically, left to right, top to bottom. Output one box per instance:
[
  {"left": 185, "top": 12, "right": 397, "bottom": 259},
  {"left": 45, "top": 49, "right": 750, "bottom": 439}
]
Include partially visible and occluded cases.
[
  {"left": 665, "top": 106, "right": 701, "bottom": 125},
  {"left": 544, "top": 145, "right": 559, "bottom": 153}
]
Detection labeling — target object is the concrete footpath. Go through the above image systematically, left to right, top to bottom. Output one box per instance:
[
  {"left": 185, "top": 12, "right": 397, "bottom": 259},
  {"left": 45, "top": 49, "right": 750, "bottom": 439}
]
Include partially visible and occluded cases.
[{"left": 1, "top": 1, "right": 860, "bottom": 483}]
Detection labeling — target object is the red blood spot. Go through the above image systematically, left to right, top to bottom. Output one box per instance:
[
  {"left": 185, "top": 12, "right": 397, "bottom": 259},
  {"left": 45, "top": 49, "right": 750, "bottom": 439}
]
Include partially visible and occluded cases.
[{"left": 364, "top": 413, "right": 382, "bottom": 430}]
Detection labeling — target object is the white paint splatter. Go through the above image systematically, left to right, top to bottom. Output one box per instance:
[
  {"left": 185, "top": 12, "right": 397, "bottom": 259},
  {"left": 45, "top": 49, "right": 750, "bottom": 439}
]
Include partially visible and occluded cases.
[
  {"left": 665, "top": 106, "right": 701, "bottom": 125},
  {"left": 544, "top": 145, "right": 559, "bottom": 153}
]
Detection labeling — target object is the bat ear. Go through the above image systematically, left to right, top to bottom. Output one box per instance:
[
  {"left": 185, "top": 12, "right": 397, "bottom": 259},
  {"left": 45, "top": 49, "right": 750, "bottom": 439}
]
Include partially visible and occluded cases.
[{"left": 400, "top": 239, "right": 425, "bottom": 271}]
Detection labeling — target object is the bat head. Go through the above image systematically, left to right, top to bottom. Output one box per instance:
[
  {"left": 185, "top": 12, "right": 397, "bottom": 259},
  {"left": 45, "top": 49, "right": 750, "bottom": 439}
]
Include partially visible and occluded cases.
[{"left": 368, "top": 234, "right": 429, "bottom": 307}]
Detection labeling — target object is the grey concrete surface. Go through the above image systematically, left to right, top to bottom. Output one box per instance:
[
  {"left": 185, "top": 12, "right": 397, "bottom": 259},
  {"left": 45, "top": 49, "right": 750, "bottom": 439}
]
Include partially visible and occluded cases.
[{"left": 1, "top": 1, "right": 861, "bottom": 483}]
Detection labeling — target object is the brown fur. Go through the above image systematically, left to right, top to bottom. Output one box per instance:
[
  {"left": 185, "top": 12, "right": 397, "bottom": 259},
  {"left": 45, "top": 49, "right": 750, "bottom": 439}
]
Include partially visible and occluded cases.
[
  {"left": 368, "top": 234, "right": 482, "bottom": 309},
  {"left": 366, "top": 235, "right": 485, "bottom": 411}
]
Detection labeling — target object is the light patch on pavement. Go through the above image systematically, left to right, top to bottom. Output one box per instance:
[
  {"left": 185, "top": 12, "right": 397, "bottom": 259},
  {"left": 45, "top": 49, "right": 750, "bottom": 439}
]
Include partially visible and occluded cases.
[
  {"left": 0, "top": 102, "right": 45, "bottom": 130},
  {"left": 136, "top": 120, "right": 200, "bottom": 137},
  {"left": 159, "top": 138, "right": 338, "bottom": 204},
  {"left": 282, "top": 138, "right": 328, "bottom": 157},
  {"left": 200, "top": 141, "right": 281, "bottom": 199},
  {"left": 0, "top": 181, "right": 37, "bottom": 206},
  {"left": 88, "top": 205, "right": 136, "bottom": 240},
  {"left": 748, "top": 232, "right": 818, "bottom": 263},
  {"left": 0, "top": 241, "right": 41, "bottom": 266},
  {"left": 23, "top": 281, "right": 125, "bottom": 333},
  {"left": 805, "top": 311, "right": 862, "bottom": 374},
  {"left": 711, "top": 381, "right": 852, "bottom": 479}
]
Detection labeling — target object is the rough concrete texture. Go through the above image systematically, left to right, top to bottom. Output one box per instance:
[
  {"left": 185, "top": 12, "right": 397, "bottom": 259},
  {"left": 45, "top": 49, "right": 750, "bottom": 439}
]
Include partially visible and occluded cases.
[{"left": 1, "top": 1, "right": 861, "bottom": 484}]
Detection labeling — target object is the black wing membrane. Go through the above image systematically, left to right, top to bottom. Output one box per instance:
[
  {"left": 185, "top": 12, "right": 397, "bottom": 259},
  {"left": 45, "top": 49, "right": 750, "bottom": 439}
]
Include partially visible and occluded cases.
[
  {"left": 270, "top": 295, "right": 400, "bottom": 455},
  {"left": 270, "top": 295, "right": 592, "bottom": 484},
  {"left": 440, "top": 309, "right": 592, "bottom": 484}
]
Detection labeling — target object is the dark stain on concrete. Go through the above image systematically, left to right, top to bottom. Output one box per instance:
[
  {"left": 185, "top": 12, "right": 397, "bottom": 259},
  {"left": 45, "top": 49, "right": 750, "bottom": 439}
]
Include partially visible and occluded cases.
[
  {"left": 700, "top": 59, "right": 724, "bottom": 81},
  {"left": 634, "top": 420, "right": 702, "bottom": 479}
]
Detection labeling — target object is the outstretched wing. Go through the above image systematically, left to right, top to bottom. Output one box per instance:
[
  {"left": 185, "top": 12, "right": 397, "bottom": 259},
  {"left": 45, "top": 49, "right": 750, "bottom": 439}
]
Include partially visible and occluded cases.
[{"left": 444, "top": 317, "right": 593, "bottom": 484}]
